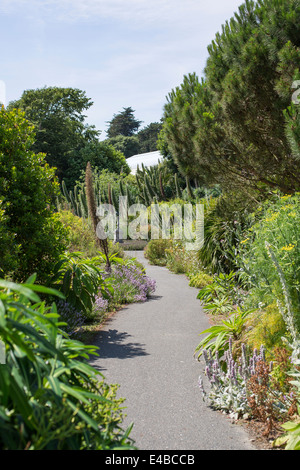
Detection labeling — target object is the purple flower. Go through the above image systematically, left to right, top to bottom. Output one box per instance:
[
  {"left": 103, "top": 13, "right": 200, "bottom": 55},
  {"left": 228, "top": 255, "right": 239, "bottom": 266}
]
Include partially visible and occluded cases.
[
  {"left": 95, "top": 262, "right": 156, "bottom": 308},
  {"left": 56, "top": 300, "right": 85, "bottom": 337}
]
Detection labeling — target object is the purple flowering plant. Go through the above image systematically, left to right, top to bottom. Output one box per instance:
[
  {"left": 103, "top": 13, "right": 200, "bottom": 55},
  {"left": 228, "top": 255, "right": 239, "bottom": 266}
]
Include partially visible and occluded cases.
[
  {"left": 93, "top": 261, "right": 156, "bottom": 314},
  {"left": 55, "top": 300, "right": 85, "bottom": 338},
  {"left": 198, "top": 338, "right": 292, "bottom": 419}
]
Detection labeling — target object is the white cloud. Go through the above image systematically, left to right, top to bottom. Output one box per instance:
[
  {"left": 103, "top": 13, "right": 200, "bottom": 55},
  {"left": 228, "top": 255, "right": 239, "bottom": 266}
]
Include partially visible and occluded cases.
[
  {"left": 0, "top": 0, "right": 243, "bottom": 27},
  {"left": 1, "top": 0, "right": 244, "bottom": 135}
]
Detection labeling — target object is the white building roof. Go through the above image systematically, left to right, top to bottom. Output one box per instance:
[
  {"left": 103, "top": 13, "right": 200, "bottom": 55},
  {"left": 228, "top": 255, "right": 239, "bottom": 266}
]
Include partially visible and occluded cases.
[{"left": 126, "top": 150, "right": 163, "bottom": 174}]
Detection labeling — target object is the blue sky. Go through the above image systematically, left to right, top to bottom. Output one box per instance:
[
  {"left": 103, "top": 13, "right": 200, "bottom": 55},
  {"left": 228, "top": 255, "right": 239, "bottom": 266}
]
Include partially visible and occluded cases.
[{"left": 0, "top": 0, "right": 243, "bottom": 139}]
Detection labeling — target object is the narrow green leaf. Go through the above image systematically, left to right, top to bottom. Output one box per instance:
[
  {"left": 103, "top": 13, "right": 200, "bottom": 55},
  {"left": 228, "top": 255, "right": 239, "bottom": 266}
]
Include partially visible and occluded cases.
[
  {"left": 0, "top": 280, "right": 40, "bottom": 303},
  {"left": 22, "top": 283, "right": 65, "bottom": 299}
]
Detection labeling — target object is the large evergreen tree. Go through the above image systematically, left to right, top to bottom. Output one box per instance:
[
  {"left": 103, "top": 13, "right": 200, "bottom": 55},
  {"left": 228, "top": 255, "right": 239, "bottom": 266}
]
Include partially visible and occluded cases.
[
  {"left": 160, "top": 0, "right": 300, "bottom": 194},
  {"left": 204, "top": 0, "right": 300, "bottom": 192},
  {"left": 159, "top": 73, "right": 216, "bottom": 184},
  {"left": 106, "top": 107, "right": 142, "bottom": 138},
  {"left": 137, "top": 122, "right": 162, "bottom": 153}
]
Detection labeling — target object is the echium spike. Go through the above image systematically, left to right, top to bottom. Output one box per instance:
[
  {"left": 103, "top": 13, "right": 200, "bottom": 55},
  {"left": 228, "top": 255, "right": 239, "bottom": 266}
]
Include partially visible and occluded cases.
[
  {"left": 85, "top": 162, "right": 111, "bottom": 272},
  {"left": 159, "top": 172, "right": 166, "bottom": 200},
  {"left": 175, "top": 173, "right": 181, "bottom": 198},
  {"left": 185, "top": 176, "right": 194, "bottom": 199},
  {"left": 119, "top": 179, "right": 125, "bottom": 196},
  {"left": 62, "top": 180, "right": 70, "bottom": 202},
  {"left": 107, "top": 183, "right": 112, "bottom": 206},
  {"left": 69, "top": 190, "right": 77, "bottom": 214},
  {"left": 228, "top": 336, "right": 233, "bottom": 357},
  {"left": 259, "top": 345, "right": 265, "bottom": 362}
]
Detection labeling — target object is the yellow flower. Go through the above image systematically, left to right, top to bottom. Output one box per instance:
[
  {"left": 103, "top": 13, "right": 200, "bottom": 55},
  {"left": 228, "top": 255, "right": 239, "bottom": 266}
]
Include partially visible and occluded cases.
[
  {"left": 265, "top": 212, "right": 279, "bottom": 222},
  {"left": 241, "top": 238, "right": 249, "bottom": 244},
  {"left": 281, "top": 244, "right": 295, "bottom": 252}
]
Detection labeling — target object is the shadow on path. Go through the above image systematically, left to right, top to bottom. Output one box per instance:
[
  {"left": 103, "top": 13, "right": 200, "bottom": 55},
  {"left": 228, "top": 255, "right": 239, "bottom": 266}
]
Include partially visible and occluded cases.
[
  {"left": 144, "top": 294, "right": 163, "bottom": 302},
  {"left": 90, "top": 328, "right": 149, "bottom": 371}
]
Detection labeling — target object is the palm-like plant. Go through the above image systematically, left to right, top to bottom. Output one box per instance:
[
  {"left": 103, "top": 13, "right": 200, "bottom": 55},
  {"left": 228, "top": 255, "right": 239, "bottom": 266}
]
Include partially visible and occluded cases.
[{"left": 194, "top": 307, "right": 255, "bottom": 363}]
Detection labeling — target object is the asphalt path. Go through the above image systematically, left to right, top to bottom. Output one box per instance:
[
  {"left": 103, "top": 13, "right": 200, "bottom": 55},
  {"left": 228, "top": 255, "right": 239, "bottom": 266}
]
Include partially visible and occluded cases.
[{"left": 90, "top": 250, "right": 257, "bottom": 450}]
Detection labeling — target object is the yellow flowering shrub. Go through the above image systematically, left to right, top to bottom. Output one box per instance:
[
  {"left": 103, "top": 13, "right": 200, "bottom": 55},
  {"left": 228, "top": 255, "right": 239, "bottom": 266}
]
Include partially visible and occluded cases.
[{"left": 238, "top": 192, "right": 300, "bottom": 334}]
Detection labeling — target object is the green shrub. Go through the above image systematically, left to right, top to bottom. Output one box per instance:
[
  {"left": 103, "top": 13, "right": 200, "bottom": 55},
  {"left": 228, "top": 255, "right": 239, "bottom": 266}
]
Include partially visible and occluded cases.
[
  {"left": 0, "top": 107, "right": 67, "bottom": 283},
  {"left": 238, "top": 192, "right": 300, "bottom": 334},
  {"left": 198, "top": 195, "right": 255, "bottom": 275},
  {"left": 0, "top": 199, "right": 18, "bottom": 278},
  {"left": 57, "top": 209, "right": 125, "bottom": 260},
  {"left": 57, "top": 210, "right": 98, "bottom": 257},
  {"left": 144, "top": 239, "right": 172, "bottom": 266},
  {"left": 165, "top": 241, "right": 201, "bottom": 274},
  {"left": 50, "top": 252, "right": 113, "bottom": 318},
  {"left": 197, "top": 271, "right": 238, "bottom": 305},
  {"left": 188, "top": 272, "right": 213, "bottom": 289},
  {"left": 0, "top": 277, "right": 134, "bottom": 450},
  {"left": 244, "top": 302, "right": 287, "bottom": 353},
  {"left": 195, "top": 307, "right": 253, "bottom": 362}
]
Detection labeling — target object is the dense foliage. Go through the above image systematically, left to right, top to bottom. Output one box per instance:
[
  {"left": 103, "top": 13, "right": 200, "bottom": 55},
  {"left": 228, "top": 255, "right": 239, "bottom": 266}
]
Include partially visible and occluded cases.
[
  {"left": 1, "top": 0, "right": 300, "bottom": 451},
  {"left": 159, "top": 0, "right": 300, "bottom": 194},
  {"left": 7, "top": 87, "right": 129, "bottom": 189},
  {"left": 0, "top": 107, "right": 67, "bottom": 283},
  {"left": 106, "top": 107, "right": 142, "bottom": 138},
  {"left": 105, "top": 121, "right": 162, "bottom": 158},
  {"left": 238, "top": 193, "right": 300, "bottom": 333},
  {"left": 0, "top": 278, "right": 134, "bottom": 450}
]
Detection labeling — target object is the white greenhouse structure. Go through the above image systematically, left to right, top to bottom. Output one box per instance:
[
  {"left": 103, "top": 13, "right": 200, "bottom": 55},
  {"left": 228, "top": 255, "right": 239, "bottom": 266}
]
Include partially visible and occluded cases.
[{"left": 126, "top": 150, "right": 163, "bottom": 174}]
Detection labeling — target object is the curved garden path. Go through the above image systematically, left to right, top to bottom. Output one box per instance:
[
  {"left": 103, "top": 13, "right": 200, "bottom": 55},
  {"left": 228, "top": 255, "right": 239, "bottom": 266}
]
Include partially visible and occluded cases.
[{"left": 90, "top": 250, "right": 257, "bottom": 450}]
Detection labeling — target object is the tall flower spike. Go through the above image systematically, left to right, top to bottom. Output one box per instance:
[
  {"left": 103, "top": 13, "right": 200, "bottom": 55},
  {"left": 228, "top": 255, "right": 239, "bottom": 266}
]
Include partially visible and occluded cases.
[{"left": 85, "top": 162, "right": 111, "bottom": 272}]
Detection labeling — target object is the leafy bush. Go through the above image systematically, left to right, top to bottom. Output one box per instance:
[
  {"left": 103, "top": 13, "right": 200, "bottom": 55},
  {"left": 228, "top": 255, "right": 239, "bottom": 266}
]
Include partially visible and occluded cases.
[
  {"left": 0, "top": 107, "right": 67, "bottom": 283},
  {"left": 238, "top": 192, "right": 300, "bottom": 333},
  {"left": 197, "top": 195, "right": 254, "bottom": 275},
  {"left": 0, "top": 199, "right": 18, "bottom": 277},
  {"left": 57, "top": 210, "right": 98, "bottom": 257},
  {"left": 57, "top": 210, "right": 125, "bottom": 260},
  {"left": 144, "top": 239, "right": 172, "bottom": 266},
  {"left": 165, "top": 241, "right": 201, "bottom": 275},
  {"left": 50, "top": 252, "right": 113, "bottom": 318},
  {"left": 95, "top": 262, "right": 156, "bottom": 310},
  {"left": 197, "top": 271, "right": 239, "bottom": 306},
  {"left": 188, "top": 272, "right": 213, "bottom": 289},
  {"left": 0, "top": 277, "right": 134, "bottom": 450},
  {"left": 245, "top": 302, "right": 287, "bottom": 353},
  {"left": 195, "top": 307, "right": 253, "bottom": 362}
]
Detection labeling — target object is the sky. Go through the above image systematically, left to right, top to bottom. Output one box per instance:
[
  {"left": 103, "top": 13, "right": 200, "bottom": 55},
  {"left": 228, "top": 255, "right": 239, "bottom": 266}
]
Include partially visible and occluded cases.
[{"left": 0, "top": 0, "right": 244, "bottom": 140}]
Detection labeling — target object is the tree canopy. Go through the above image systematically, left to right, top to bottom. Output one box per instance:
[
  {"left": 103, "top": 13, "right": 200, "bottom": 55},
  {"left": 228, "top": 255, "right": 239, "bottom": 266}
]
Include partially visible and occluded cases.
[
  {"left": 159, "top": 0, "right": 300, "bottom": 195},
  {"left": 7, "top": 87, "right": 129, "bottom": 189},
  {"left": 106, "top": 107, "right": 142, "bottom": 138},
  {"left": 137, "top": 122, "right": 162, "bottom": 153}
]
